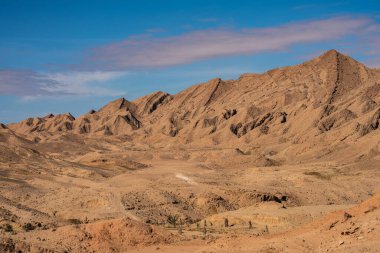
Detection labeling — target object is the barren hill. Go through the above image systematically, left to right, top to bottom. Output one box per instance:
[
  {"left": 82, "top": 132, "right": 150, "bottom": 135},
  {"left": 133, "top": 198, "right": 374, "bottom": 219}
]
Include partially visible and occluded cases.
[
  {"left": 1, "top": 50, "right": 380, "bottom": 253},
  {"left": 7, "top": 50, "right": 380, "bottom": 161}
]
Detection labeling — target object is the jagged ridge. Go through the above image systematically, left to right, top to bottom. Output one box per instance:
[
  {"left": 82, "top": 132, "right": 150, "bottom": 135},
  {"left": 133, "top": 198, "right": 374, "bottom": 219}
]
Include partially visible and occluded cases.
[{"left": 6, "top": 50, "right": 380, "bottom": 146}]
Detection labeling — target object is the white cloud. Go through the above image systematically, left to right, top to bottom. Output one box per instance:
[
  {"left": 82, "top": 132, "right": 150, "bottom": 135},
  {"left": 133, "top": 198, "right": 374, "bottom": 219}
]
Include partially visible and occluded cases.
[
  {"left": 0, "top": 70, "right": 126, "bottom": 97},
  {"left": 41, "top": 71, "right": 126, "bottom": 95}
]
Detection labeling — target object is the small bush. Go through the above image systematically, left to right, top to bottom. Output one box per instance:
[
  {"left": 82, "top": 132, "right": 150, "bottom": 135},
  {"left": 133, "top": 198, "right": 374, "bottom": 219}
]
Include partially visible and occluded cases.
[
  {"left": 167, "top": 215, "right": 179, "bottom": 227},
  {"left": 4, "top": 223, "right": 13, "bottom": 233},
  {"left": 23, "top": 223, "right": 34, "bottom": 232}
]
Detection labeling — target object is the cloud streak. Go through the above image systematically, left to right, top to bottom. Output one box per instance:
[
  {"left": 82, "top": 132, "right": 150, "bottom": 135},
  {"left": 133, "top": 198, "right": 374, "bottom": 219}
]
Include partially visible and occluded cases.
[
  {"left": 86, "top": 16, "right": 372, "bottom": 70},
  {"left": 0, "top": 70, "right": 126, "bottom": 97},
  {"left": 0, "top": 70, "right": 59, "bottom": 96},
  {"left": 42, "top": 71, "right": 126, "bottom": 95}
]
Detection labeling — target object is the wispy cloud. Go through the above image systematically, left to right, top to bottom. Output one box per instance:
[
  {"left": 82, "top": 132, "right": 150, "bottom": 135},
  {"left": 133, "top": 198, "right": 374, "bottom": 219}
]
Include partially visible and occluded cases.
[
  {"left": 291, "top": 2, "right": 347, "bottom": 10},
  {"left": 1, "top": 16, "right": 378, "bottom": 99},
  {"left": 85, "top": 16, "right": 372, "bottom": 70},
  {"left": 196, "top": 17, "right": 219, "bottom": 23},
  {"left": 337, "top": 21, "right": 380, "bottom": 67},
  {"left": 363, "top": 23, "right": 380, "bottom": 56},
  {"left": 145, "top": 28, "right": 166, "bottom": 33},
  {"left": 367, "top": 58, "right": 380, "bottom": 68},
  {"left": 0, "top": 70, "right": 126, "bottom": 97},
  {"left": 0, "top": 70, "right": 58, "bottom": 96},
  {"left": 42, "top": 71, "right": 126, "bottom": 95}
]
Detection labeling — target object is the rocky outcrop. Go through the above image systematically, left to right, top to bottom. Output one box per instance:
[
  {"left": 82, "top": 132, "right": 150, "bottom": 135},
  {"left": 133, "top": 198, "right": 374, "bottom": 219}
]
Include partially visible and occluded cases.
[
  {"left": 133, "top": 91, "right": 172, "bottom": 115},
  {"left": 357, "top": 108, "right": 380, "bottom": 136},
  {"left": 318, "top": 109, "right": 357, "bottom": 133},
  {"left": 230, "top": 111, "right": 287, "bottom": 137}
]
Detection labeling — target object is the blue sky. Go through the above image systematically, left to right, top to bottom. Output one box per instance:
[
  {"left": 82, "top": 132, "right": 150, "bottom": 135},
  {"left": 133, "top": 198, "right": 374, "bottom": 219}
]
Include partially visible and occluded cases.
[{"left": 0, "top": 0, "right": 380, "bottom": 123}]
